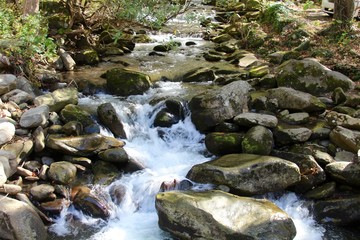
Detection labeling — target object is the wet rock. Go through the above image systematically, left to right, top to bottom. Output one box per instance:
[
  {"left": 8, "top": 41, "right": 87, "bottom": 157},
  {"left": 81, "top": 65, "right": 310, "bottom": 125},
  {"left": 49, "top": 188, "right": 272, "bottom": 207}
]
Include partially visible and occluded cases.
[
  {"left": 211, "top": 33, "right": 232, "bottom": 43},
  {"left": 58, "top": 48, "right": 76, "bottom": 71},
  {"left": 74, "top": 49, "right": 99, "bottom": 65},
  {"left": 203, "top": 52, "right": 222, "bottom": 62},
  {"left": 275, "top": 58, "right": 355, "bottom": 96},
  {"left": 249, "top": 65, "right": 269, "bottom": 78},
  {"left": 181, "top": 67, "right": 215, "bottom": 83},
  {"left": 105, "top": 68, "right": 152, "bottom": 96},
  {"left": 0, "top": 74, "right": 17, "bottom": 95},
  {"left": 189, "top": 80, "right": 252, "bottom": 132},
  {"left": 34, "top": 87, "right": 78, "bottom": 112},
  {"left": 267, "top": 87, "right": 326, "bottom": 112},
  {"left": 1, "top": 89, "right": 34, "bottom": 105},
  {"left": 164, "top": 99, "right": 185, "bottom": 120},
  {"left": 97, "top": 102, "right": 127, "bottom": 139},
  {"left": 60, "top": 104, "right": 95, "bottom": 127},
  {"left": 19, "top": 105, "right": 49, "bottom": 128},
  {"left": 153, "top": 110, "right": 178, "bottom": 128},
  {"left": 234, "top": 112, "right": 278, "bottom": 128},
  {"left": 62, "top": 121, "right": 83, "bottom": 136},
  {"left": 0, "top": 122, "right": 15, "bottom": 145},
  {"left": 83, "top": 123, "right": 100, "bottom": 134},
  {"left": 274, "top": 124, "right": 312, "bottom": 145},
  {"left": 242, "top": 125, "right": 274, "bottom": 155},
  {"left": 33, "top": 126, "right": 45, "bottom": 152},
  {"left": 329, "top": 126, "right": 360, "bottom": 153},
  {"left": 205, "top": 132, "right": 244, "bottom": 155},
  {"left": 46, "top": 133, "right": 124, "bottom": 156},
  {"left": 98, "top": 147, "right": 129, "bottom": 164},
  {"left": 271, "top": 150, "right": 326, "bottom": 192},
  {"left": 187, "top": 154, "right": 300, "bottom": 196},
  {"left": 62, "top": 155, "right": 92, "bottom": 168},
  {"left": 93, "top": 160, "right": 120, "bottom": 185},
  {"left": 48, "top": 161, "right": 77, "bottom": 185},
  {"left": 325, "top": 161, "right": 360, "bottom": 187},
  {"left": 305, "top": 182, "right": 336, "bottom": 200},
  {"left": 30, "top": 184, "right": 55, "bottom": 202},
  {"left": 109, "top": 184, "right": 126, "bottom": 205},
  {"left": 71, "top": 186, "right": 110, "bottom": 219},
  {"left": 156, "top": 190, "right": 296, "bottom": 240},
  {"left": 0, "top": 196, "right": 47, "bottom": 240},
  {"left": 314, "top": 196, "right": 360, "bottom": 225},
  {"left": 40, "top": 198, "right": 71, "bottom": 214}
]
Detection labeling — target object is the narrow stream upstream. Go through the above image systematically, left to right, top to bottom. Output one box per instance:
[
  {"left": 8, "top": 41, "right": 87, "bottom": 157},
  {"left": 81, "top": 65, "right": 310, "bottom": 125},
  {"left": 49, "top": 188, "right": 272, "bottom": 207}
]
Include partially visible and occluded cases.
[{"left": 48, "top": 1, "right": 327, "bottom": 239}]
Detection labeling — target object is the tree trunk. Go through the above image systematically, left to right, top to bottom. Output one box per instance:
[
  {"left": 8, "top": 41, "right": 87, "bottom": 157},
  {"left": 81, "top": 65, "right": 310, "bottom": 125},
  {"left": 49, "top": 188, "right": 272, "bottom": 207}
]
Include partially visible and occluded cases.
[
  {"left": 23, "top": 0, "right": 39, "bottom": 15},
  {"left": 334, "top": 0, "right": 355, "bottom": 30}
]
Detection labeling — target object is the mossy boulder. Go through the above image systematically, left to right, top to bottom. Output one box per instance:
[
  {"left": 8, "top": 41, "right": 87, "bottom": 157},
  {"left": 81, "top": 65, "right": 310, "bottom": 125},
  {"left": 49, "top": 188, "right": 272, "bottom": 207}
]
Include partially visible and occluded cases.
[
  {"left": 74, "top": 49, "right": 100, "bottom": 65},
  {"left": 275, "top": 58, "right": 355, "bottom": 96},
  {"left": 181, "top": 67, "right": 215, "bottom": 82},
  {"left": 105, "top": 68, "right": 152, "bottom": 96},
  {"left": 34, "top": 87, "right": 78, "bottom": 112},
  {"left": 97, "top": 102, "right": 127, "bottom": 139},
  {"left": 60, "top": 104, "right": 95, "bottom": 127},
  {"left": 274, "top": 123, "right": 312, "bottom": 145},
  {"left": 242, "top": 125, "right": 273, "bottom": 155},
  {"left": 329, "top": 126, "right": 360, "bottom": 153},
  {"left": 205, "top": 132, "right": 244, "bottom": 155},
  {"left": 98, "top": 147, "right": 129, "bottom": 164},
  {"left": 187, "top": 154, "right": 301, "bottom": 196},
  {"left": 92, "top": 160, "right": 120, "bottom": 185},
  {"left": 48, "top": 161, "right": 77, "bottom": 185},
  {"left": 156, "top": 190, "right": 296, "bottom": 240}
]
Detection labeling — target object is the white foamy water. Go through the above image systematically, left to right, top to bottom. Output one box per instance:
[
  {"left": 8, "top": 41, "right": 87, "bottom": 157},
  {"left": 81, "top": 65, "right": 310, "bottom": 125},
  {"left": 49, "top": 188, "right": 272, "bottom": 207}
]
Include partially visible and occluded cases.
[{"left": 50, "top": 81, "right": 325, "bottom": 239}]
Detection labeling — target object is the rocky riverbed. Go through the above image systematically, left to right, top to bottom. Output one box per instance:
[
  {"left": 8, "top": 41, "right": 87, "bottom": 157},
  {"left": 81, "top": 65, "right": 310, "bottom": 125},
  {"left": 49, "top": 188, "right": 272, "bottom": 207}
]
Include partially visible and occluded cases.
[{"left": 1, "top": 0, "right": 360, "bottom": 239}]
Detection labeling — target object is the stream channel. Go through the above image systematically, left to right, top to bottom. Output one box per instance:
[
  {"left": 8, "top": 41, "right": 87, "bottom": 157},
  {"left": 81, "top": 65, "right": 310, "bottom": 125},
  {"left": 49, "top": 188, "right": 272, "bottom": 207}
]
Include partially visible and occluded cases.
[{"left": 49, "top": 1, "right": 327, "bottom": 239}]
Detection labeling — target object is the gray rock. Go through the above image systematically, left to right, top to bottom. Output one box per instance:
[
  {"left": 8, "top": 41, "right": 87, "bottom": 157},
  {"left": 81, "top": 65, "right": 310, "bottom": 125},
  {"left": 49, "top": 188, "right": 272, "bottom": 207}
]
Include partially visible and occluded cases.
[
  {"left": 58, "top": 48, "right": 76, "bottom": 71},
  {"left": 275, "top": 58, "right": 355, "bottom": 96},
  {"left": 0, "top": 74, "right": 17, "bottom": 95},
  {"left": 15, "top": 76, "right": 37, "bottom": 98},
  {"left": 189, "top": 80, "right": 252, "bottom": 132},
  {"left": 34, "top": 87, "right": 78, "bottom": 112},
  {"left": 267, "top": 87, "right": 326, "bottom": 112},
  {"left": 1, "top": 89, "right": 34, "bottom": 105},
  {"left": 97, "top": 103, "right": 126, "bottom": 139},
  {"left": 19, "top": 105, "right": 49, "bottom": 128},
  {"left": 325, "top": 111, "right": 360, "bottom": 131},
  {"left": 234, "top": 112, "right": 278, "bottom": 128},
  {"left": 281, "top": 112, "right": 310, "bottom": 125},
  {"left": 62, "top": 121, "right": 83, "bottom": 136},
  {"left": 0, "top": 122, "right": 15, "bottom": 145},
  {"left": 274, "top": 124, "right": 312, "bottom": 145},
  {"left": 242, "top": 125, "right": 274, "bottom": 155},
  {"left": 33, "top": 126, "right": 45, "bottom": 152},
  {"left": 329, "top": 126, "right": 360, "bottom": 153},
  {"left": 46, "top": 133, "right": 125, "bottom": 156},
  {"left": 1, "top": 140, "right": 33, "bottom": 174},
  {"left": 312, "top": 149, "right": 335, "bottom": 165},
  {"left": 187, "top": 154, "right": 300, "bottom": 196},
  {"left": 0, "top": 156, "right": 11, "bottom": 178},
  {"left": 0, "top": 161, "right": 7, "bottom": 184},
  {"left": 48, "top": 161, "right": 77, "bottom": 184},
  {"left": 325, "top": 161, "right": 360, "bottom": 187},
  {"left": 305, "top": 182, "right": 336, "bottom": 200},
  {"left": 30, "top": 184, "right": 55, "bottom": 201},
  {"left": 156, "top": 190, "right": 296, "bottom": 240},
  {"left": 0, "top": 196, "right": 47, "bottom": 240},
  {"left": 314, "top": 196, "right": 360, "bottom": 225}
]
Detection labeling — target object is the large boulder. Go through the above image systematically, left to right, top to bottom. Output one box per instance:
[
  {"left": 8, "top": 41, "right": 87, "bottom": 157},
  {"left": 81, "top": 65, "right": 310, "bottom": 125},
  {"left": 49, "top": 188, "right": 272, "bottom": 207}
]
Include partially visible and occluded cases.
[
  {"left": 275, "top": 58, "right": 355, "bottom": 96},
  {"left": 105, "top": 68, "right": 152, "bottom": 96},
  {"left": 0, "top": 74, "right": 17, "bottom": 95},
  {"left": 189, "top": 80, "right": 252, "bottom": 132},
  {"left": 34, "top": 87, "right": 78, "bottom": 112},
  {"left": 267, "top": 87, "right": 326, "bottom": 112},
  {"left": 97, "top": 102, "right": 127, "bottom": 139},
  {"left": 60, "top": 104, "right": 95, "bottom": 127},
  {"left": 19, "top": 105, "right": 49, "bottom": 128},
  {"left": 274, "top": 123, "right": 312, "bottom": 145},
  {"left": 46, "top": 133, "right": 125, "bottom": 156},
  {"left": 187, "top": 154, "right": 301, "bottom": 196},
  {"left": 325, "top": 161, "right": 360, "bottom": 187},
  {"left": 156, "top": 190, "right": 296, "bottom": 240},
  {"left": 0, "top": 196, "right": 47, "bottom": 240},
  {"left": 314, "top": 196, "right": 360, "bottom": 225}
]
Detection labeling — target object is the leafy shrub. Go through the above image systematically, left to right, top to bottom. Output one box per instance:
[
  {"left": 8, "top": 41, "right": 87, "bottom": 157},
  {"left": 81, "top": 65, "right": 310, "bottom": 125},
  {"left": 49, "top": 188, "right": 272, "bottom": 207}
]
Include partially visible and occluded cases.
[{"left": 260, "top": 3, "right": 295, "bottom": 32}]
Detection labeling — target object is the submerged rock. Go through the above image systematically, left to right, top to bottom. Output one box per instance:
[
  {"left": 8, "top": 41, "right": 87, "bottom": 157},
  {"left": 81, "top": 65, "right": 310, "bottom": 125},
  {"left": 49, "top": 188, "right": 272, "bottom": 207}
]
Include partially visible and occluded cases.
[
  {"left": 187, "top": 154, "right": 301, "bottom": 196},
  {"left": 156, "top": 190, "right": 296, "bottom": 240}
]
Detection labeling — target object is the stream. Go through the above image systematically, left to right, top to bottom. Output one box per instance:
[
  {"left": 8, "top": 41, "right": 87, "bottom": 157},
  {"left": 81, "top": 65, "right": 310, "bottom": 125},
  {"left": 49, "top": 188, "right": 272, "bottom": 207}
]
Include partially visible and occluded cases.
[{"left": 49, "top": 1, "right": 327, "bottom": 239}]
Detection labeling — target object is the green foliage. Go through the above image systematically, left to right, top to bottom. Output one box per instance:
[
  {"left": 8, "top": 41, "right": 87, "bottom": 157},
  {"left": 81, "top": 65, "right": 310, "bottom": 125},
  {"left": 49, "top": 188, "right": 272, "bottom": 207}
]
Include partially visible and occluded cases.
[
  {"left": 106, "top": 0, "right": 186, "bottom": 29},
  {"left": 303, "top": 0, "right": 315, "bottom": 10},
  {"left": 260, "top": 2, "right": 295, "bottom": 32}
]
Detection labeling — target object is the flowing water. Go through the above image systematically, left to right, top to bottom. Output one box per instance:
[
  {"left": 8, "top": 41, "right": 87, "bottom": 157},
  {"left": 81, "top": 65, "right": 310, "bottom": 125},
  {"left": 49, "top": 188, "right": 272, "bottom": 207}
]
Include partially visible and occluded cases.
[{"left": 49, "top": 2, "right": 327, "bottom": 239}]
